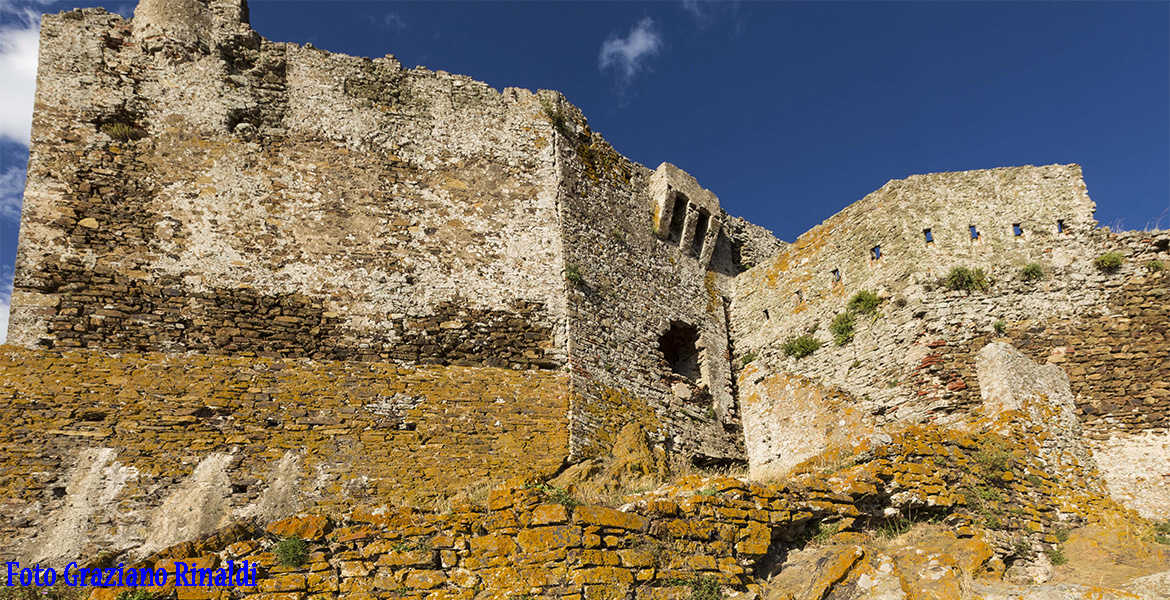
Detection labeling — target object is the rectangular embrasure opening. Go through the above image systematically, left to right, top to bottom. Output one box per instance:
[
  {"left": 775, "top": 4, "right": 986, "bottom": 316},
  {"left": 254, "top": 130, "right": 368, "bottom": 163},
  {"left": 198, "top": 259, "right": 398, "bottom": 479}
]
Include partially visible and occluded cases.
[
  {"left": 668, "top": 195, "right": 688, "bottom": 243},
  {"left": 691, "top": 210, "right": 710, "bottom": 257}
]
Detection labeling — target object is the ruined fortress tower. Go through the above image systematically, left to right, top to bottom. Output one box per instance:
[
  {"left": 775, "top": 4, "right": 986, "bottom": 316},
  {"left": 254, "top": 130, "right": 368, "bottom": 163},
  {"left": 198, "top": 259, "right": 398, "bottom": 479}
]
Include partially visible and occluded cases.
[{"left": 2, "top": 0, "right": 1168, "bottom": 569}]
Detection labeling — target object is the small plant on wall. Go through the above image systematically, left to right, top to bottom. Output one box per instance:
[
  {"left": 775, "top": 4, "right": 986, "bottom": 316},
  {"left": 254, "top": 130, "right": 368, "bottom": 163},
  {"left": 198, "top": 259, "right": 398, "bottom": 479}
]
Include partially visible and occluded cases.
[
  {"left": 540, "top": 98, "right": 572, "bottom": 139},
  {"left": 100, "top": 122, "right": 145, "bottom": 142},
  {"left": 1094, "top": 252, "right": 1124, "bottom": 272},
  {"left": 1020, "top": 262, "right": 1044, "bottom": 281},
  {"left": 564, "top": 263, "right": 583, "bottom": 286},
  {"left": 944, "top": 266, "right": 990, "bottom": 291},
  {"left": 846, "top": 289, "right": 881, "bottom": 315},
  {"left": 824, "top": 290, "right": 880, "bottom": 347},
  {"left": 829, "top": 311, "right": 856, "bottom": 346},
  {"left": 782, "top": 334, "right": 822, "bottom": 359},
  {"left": 274, "top": 536, "right": 309, "bottom": 567},
  {"left": 115, "top": 591, "right": 155, "bottom": 600}
]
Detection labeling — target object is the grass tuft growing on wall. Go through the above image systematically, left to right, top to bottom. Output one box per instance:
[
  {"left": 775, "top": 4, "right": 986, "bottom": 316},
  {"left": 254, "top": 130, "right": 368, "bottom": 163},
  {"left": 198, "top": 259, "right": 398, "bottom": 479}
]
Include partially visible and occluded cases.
[
  {"left": 540, "top": 98, "right": 572, "bottom": 139},
  {"left": 100, "top": 122, "right": 145, "bottom": 142},
  {"left": 1094, "top": 252, "right": 1124, "bottom": 272},
  {"left": 1020, "top": 262, "right": 1044, "bottom": 281},
  {"left": 564, "top": 263, "right": 583, "bottom": 286},
  {"left": 944, "top": 266, "right": 989, "bottom": 292},
  {"left": 846, "top": 289, "right": 881, "bottom": 315},
  {"left": 829, "top": 312, "right": 856, "bottom": 346},
  {"left": 782, "top": 334, "right": 822, "bottom": 359},
  {"left": 274, "top": 536, "right": 309, "bottom": 567},
  {"left": 665, "top": 576, "right": 723, "bottom": 600},
  {"left": 0, "top": 585, "right": 87, "bottom": 600},
  {"left": 114, "top": 592, "right": 155, "bottom": 600}
]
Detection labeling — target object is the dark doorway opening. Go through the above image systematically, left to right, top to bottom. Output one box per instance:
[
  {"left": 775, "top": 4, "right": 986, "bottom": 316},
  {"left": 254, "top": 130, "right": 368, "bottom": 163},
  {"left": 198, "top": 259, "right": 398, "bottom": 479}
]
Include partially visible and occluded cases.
[{"left": 659, "top": 322, "right": 701, "bottom": 382}]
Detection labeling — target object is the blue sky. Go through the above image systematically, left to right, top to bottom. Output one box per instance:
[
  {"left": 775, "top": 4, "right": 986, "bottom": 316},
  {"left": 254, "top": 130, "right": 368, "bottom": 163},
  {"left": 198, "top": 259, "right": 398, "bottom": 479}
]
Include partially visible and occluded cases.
[{"left": 1, "top": 1, "right": 1168, "bottom": 341}]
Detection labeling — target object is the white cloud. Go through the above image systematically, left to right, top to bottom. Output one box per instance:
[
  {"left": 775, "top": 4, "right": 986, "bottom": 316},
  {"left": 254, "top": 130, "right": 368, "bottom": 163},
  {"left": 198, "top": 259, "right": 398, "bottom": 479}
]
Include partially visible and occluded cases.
[
  {"left": 682, "top": 0, "right": 706, "bottom": 19},
  {"left": 680, "top": 1, "right": 744, "bottom": 35},
  {"left": 0, "top": 8, "right": 41, "bottom": 146},
  {"left": 367, "top": 12, "right": 406, "bottom": 32},
  {"left": 380, "top": 13, "right": 406, "bottom": 31},
  {"left": 599, "top": 17, "right": 662, "bottom": 87},
  {"left": 0, "top": 164, "right": 25, "bottom": 225},
  {"left": 0, "top": 264, "right": 12, "bottom": 345},
  {"left": 0, "top": 300, "right": 8, "bottom": 344}
]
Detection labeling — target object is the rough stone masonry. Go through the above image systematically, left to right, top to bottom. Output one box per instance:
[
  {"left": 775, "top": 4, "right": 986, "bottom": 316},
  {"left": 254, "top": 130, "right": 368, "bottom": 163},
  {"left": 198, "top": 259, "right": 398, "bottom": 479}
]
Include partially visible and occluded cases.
[{"left": 2, "top": 0, "right": 1168, "bottom": 566}]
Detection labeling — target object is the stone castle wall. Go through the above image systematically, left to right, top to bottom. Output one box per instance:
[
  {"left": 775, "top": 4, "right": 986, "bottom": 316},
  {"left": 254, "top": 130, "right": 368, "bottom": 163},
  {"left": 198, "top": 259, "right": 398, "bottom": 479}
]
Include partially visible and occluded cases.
[
  {"left": 5, "top": 0, "right": 1167, "bottom": 564},
  {"left": 6, "top": 2, "right": 783, "bottom": 469},
  {"left": 9, "top": 5, "right": 567, "bottom": 369},
  {"left": 548, "top": 124, "right": 753, "bottom": 464},
  {"left": 731, "top": 164, "right": 1098, "bottom": 359},
  {"left": 732, "top": 202, "right": 1170, "bottom": 515},
  {"left": 0, "top": 346, "right": 570, "bottom": 564}
]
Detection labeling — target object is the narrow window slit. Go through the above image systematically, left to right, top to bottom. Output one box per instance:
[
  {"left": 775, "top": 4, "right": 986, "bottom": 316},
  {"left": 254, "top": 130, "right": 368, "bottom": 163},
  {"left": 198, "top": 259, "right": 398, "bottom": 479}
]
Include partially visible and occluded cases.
[
  {"left": 667, "top": 195, "right": 688, "bottom": 243},
  {"left": 691, "top": 210, "right": 710, "bottom": 257},
  {"left": 1057, "top": 219, "right": 1065, "bottom": 233},
  {"left": 1013, "top": 223, "right": 1023, "bottom": 237},
  {"left": 969, "top": 225, "right": 979, "bottom": 240},
  {"left": 923, "top": 228, "right": 933, "bottom": 243},
  {"left": 870, "top": 245, "right": 882, "bottom": 260},
  {"left": 830, "top": 268, "right": 841, "bottom": 283},
  {"left": 794, "top": 290, "right": 803, "bottom": 304},
  {"left": 763, "top": 309, "right": 770, "bottom": 320}
]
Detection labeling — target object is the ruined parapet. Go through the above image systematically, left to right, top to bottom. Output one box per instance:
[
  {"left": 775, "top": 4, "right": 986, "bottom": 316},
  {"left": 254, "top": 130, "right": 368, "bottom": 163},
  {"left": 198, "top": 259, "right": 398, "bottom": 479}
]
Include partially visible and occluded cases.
[
  {"left": 132, "top": 0, "right": 250, "bottom": 55},
  {"left": 132, "top": 0, "right": 214, "bottom": 50},
  {"left": 544, "top": 104, "right": 749, "bottom": 464},
  {"left": 649, "top": 163, "right": 724, "bottom": 269},
  {"left": 727, "top": 165, "right": 1114, "bottom": 422},
  {"left": 727, "top": 168, "right": 1168, "bottom": 516},
  {"left": 717, "top": 215, "right": 787, "bottom": 272}
]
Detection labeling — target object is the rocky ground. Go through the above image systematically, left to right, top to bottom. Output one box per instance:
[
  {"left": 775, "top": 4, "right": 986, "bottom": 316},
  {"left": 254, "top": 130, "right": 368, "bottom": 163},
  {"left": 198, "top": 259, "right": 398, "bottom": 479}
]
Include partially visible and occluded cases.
[{"left": 10, "top": 412, "right": 1163, "bottom": 600}]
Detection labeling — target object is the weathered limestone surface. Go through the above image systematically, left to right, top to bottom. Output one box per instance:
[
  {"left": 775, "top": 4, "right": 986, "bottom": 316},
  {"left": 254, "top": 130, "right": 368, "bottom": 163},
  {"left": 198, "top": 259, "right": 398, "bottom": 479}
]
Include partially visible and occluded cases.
[
  {"left": 4, "top": 0, "right": 1169, "bottom": 581},
  {"left": 8, "top": 0, "right": 774, "bottom": 468},
  {"left": 732, "top": 210, "right": 1169, "bottom": 515},
  {"left": 976, "top": 341, "right": 1098, "bottom": 487},
  {"left": 0, "top": 346, "right": 570, "bottom": 564},
  {"left": 738, "top": 365, "right": 876, "bottom": 480},
  {"left": 67, "top": 419, "right": 1167, "bottom": 600},
  {"left": 1092, "top": 431, "right": 1170, "bottom": 521}
]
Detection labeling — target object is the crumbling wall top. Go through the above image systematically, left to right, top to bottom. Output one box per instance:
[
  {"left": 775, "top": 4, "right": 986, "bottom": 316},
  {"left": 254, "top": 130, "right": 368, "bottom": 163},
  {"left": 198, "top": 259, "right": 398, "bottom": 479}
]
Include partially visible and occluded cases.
[
  {"left": 133, "top": 0, "right": 249, "bottom": 50},
  {"left": 650, "top": 163, "right": 722, "bottom": 223}
]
